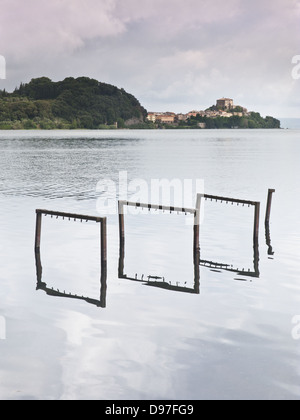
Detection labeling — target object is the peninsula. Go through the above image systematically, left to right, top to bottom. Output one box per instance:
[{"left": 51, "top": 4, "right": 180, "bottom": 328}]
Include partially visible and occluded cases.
[
  {"left": 0, "top": 78, "right": 280, "bottom": 129},
  {"left": 147, "top": 98, "right": 281, "bottom": 129}
]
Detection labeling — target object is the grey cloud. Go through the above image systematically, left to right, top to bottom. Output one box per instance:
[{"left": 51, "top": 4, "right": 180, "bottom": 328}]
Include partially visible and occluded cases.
[
  {"left": 0, "top": 0, "right": 299, "bottom": 117},
  {"left": 0, "top": 0, "right": 125, "bottom": 58}
]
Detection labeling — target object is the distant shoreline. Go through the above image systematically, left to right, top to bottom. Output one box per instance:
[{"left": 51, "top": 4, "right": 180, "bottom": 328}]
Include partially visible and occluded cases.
[
  {"left": 0, "top": 77, "right": 283, "bottom": 130},
  {"left": 0, "top": 126, "right": 288, "bottom": 132}
]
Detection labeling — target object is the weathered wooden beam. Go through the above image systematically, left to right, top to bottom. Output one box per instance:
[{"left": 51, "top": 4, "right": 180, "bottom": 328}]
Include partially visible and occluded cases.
[
  {"left": 265, "top": 189, "right": 275, "bottom": 225},
  {"left": 193, "top": 193, "right": 202, "bottom": 265},
  {"left": 204, "top": 194, "right": 257, "bottom": 207},
  {"left": 118, "top": 200, "right": 196, "bottom": 215},
  {"left": 254, "top": 202, "right": 260, "bottom": 245},
  {"left": 36, "top": 209, "right": 104, "bottom": 223},
  {"left": 35, "top": 211, "right": 42, "bottom": 251},
  {"left": 100, "top": 217, "right": 107, "bottom": 308}
]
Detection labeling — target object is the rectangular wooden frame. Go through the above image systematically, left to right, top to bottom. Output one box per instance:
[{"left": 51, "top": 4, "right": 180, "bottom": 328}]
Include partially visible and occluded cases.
[
  {"left": 199, "top": 194, "right": 260, "bottom": 277},
  {"left": 118, "top": 200, "right": 200, "bottom": 294},
  {"left": 34, "top": 209, "right": 107, "bottom": 306}
]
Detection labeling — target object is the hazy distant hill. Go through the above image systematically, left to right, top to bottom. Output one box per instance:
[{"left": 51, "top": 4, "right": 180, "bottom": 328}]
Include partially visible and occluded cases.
[
  {"left": 0, "top": 77, "right": 148, "bottom": 129},
  {"left": 280, "top": 118, "right": 300, "bottom": 130}
]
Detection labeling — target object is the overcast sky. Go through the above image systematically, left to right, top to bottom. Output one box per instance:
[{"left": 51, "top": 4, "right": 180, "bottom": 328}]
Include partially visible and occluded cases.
[{"left": 0, "top": 0, "right": 299, "bottom": 117}]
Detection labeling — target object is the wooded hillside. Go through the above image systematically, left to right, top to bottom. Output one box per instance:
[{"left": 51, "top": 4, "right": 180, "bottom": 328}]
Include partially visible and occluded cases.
[{"left": 0, "top": 77, "right": 148, "bottom": 129}]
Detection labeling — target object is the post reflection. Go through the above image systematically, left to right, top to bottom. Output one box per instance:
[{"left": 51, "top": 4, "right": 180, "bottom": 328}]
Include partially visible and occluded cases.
[
  {"left": 265, "top": 189, "right": 275, "bottom": 257},
  {"left": 199, "top": 219, "right": 275, "bottom": 278},
  {"left": 265, "top": 222, "right": 275, "bottom": 257},
  {"left": 118, "top": 223, "right": 273, "bottom": 291},
  {"left": 118, "top": 236, "right": 200, "bottom": 295},
  {"left": 200, "top": 241, "right": 260, "bottom": 278},
  {"left": 35, "top": 250, "right": 107, "bottom": 308}
]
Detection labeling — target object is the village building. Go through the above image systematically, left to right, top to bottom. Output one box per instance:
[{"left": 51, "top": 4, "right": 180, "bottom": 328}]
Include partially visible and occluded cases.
[
  {"left": 187, "top": 110, "right": 202, "bottom": 118},
  {"left": 220, "top": 111, "right": 233, "bottom": 117},
  {"left": 146, "top": 112, "right": 157, "bottom": 122},
  {"left": 177, "top": 113, "right": 188, "bottom": 121},
  {"left": 155, "top": 114, "right": 176, "bottom": 124}
]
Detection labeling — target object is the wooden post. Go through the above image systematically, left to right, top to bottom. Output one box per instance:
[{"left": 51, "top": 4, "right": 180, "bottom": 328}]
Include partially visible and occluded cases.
[
  {"left": 265, "top": 189, "right": 275, "bottom": 225},
  {"left": 194, "top": 193, "right": 202, "bottom": 227},
  {"left": 193, "top": 194, "right": 202, "bottom": 265},
  {"left": 118, "top": 201, "right": 126, "bottom": 277},
  {"left": 118, "top": 201, "right": 125, "bottom": 244},
  {"left": 254, "top": 202, "right": 260, "bottom": 245},
  {"left": 35, "top": 210, "right": 42, "bottom": 252},
  {"left": 100, "top": 218, "right": 107, "bottom": 308},
  {"left": 100, "top": 218, "right": 107, "bottom": 275},
  {"left": 118, "top": 239, "right": 125, "bottom": 278},
  {"left": 253, "top": 240, "right": 260, "bottom": 277},
  {"left": 35, "top": 249, "right": 43, "bottom": 284},
  {"left": 194, "top": 262, "right": 200, "bottom": 294}
]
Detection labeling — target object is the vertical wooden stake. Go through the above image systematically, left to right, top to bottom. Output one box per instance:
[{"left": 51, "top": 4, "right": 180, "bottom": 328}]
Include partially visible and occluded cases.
[
  {"left": 265, "top": 189, "right": 275, "bottom": 225},
  {"left": 193, "top": 194, "right": 202, "bottom": 265},
  {"left": 194, "top": 194, "right": 202, "bottom": 227},
  {"left": 118, "top": 201, "right": 126, "bottom": 277},
  {"left": 119, "top": 201, "right": 125, "bottom": 244},
  {"left": 254, "top": 202, "right": 260, "bottom": 245},
  {"left": 35, "top": 210, "right": 42, "bottom": 252},
  {"left": 100, "top": 218, "right": 107, "bottom": 308},
  {"left": 100, "top": 218, "right": 107, "bottom": 273},
  {"left": 118, "top": 240, "right": 125, "bottom": 278},
  {"left": 253, "top": 240, "right": 260, "bottom": 277},
  {"left": 35, "top": 249, "right": 43, "bottom": 285},
  {"left": 194, "top": 262, "right": 200, "bottom": 295}
]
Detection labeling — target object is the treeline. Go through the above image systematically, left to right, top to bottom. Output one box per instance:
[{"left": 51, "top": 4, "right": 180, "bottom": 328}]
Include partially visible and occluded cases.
[
  {"left": 0, "top": 77, "right": 148, "bottom": 129},
  {"left": 181, "top": 112, "right": 281, "bottom": 129}
]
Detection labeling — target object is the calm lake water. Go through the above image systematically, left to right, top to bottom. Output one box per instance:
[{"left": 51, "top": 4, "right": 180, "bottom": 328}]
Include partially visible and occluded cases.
[{"left": 0, "top": 129, "right": 300, "bottom": 400}]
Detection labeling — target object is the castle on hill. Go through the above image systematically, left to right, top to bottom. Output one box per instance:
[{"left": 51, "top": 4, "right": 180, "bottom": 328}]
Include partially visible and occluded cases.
[{"left": 147, "top": 98, "right": 249, "bottom": 125}]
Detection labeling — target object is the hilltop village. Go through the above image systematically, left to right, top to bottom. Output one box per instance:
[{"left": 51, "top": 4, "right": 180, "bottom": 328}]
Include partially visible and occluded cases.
[
  {"left": 146, "top": 98, "right": 280, "bottom": 129},
  {"left": 147, "top": 98, "right": 249, "bottom": 127}
]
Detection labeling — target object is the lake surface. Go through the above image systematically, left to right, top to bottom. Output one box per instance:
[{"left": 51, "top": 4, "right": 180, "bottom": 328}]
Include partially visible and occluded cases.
[{"left": 0, "top": 129, "right": 300, "bottom": 400}]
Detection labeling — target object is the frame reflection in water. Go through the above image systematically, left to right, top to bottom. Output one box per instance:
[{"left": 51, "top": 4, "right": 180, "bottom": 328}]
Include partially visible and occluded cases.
[
  {"left": 199, "top": 194, "right": 261, "bottom": 279},
  {"left": 118, "top": 200, "right": 200, "bottom": 294},
  {"left": 34, "top": 209, "right": 107, "bottom": 308},
  {"left": 200, "top": 220, "right": 275, "bottom": 279},
  {"left": 200, "top": 241, "right": 260, "bottom": 279},
  {"left": 118, "top": 248, "right": 200, "bottom": 295},
  {"left": 35, "top": 250, "right": 107, "bottom": 308}
]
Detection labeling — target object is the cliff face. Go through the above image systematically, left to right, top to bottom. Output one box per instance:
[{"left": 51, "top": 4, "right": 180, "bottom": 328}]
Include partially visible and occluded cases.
[{"left": 0, "top": 77, "right": 148, "bottom": 129}]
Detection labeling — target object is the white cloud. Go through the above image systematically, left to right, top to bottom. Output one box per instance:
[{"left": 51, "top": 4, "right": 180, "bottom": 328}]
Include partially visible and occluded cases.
[
  {"left": 0, "top": 0, "right": 299, "bottom": 116},
  {"left": 0, "top": 0, "right": 125, "bottom": 58},
  {"left": 115, "top": 0, "right": 242, "bottom": 26}
]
